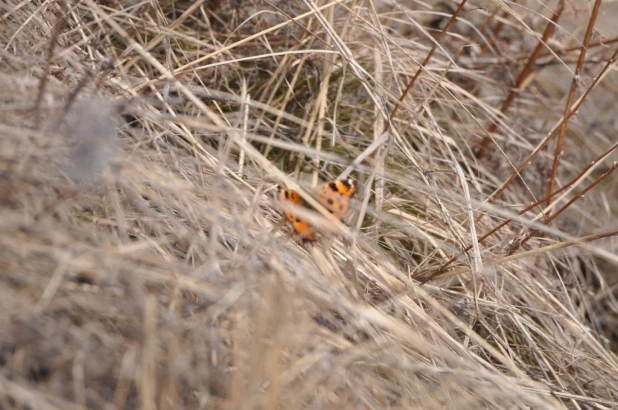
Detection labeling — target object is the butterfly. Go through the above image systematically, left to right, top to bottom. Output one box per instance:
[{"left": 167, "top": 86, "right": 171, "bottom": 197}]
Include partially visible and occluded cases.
[{"left": 277, "top": 179, "right": 358, "bottom": 242}]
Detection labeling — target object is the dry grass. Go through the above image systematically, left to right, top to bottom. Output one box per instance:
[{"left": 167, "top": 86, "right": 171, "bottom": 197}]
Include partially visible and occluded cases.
[{"left": 1, "top": 0, "right": 618, "bottom": 409}]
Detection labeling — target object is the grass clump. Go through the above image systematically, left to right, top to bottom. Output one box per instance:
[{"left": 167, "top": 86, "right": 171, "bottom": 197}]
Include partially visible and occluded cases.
[{"left": 1, "top": 0, "right": 617, "bottom": 409}]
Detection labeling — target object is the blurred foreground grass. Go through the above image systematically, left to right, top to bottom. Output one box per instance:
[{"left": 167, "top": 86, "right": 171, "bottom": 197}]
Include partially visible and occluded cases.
[{"left": 1, "top": 1, "right": 618, "bottom": 409}]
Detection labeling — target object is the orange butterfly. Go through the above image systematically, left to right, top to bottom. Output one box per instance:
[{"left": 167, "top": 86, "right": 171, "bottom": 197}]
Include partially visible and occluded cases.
[{"left": 277, "top": 179, "right": 358, "bottom": 242}]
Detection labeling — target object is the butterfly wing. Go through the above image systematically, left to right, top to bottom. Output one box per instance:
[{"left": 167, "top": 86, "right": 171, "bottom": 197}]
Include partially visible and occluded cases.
[
  {"left": 278, "top": 179, "right": 357, "bottom": 242},
  {"left": 315, "top": 179, "right": 358, "bottom": 219},
  {"left": 278, "top": 189, "right": 317, "bottom": 241}
]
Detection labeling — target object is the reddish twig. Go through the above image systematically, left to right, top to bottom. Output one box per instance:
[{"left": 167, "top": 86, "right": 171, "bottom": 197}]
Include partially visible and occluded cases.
[
  {"left": 385, "top": 0, "right": 468, "bottom": 132},
  {"left": 547, "top": 0, "right": 602, "bottom": 208},
  {"left": 476, "top": 1, "right": 564, "bottom": 158},
  {"left": 476, "top": 44, "right": 618, "bottom": 224},
  {"left": 422, "top": 142, "right": 618, "bottom": 283},
  {"left": 508, "top": 161, "right": 618, "bottom": 254},
  {"left": 416, "top": 228, "right": 618, "bottom": 284}
]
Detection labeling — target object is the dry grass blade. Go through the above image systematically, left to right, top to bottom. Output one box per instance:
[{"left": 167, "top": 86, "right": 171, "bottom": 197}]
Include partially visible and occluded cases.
[{"left": 1, "top": 1, "right": 618, "bottom": 409}]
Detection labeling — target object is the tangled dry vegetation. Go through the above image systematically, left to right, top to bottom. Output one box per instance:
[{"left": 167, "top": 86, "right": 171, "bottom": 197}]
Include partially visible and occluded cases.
[{"left": 1, "top": 0, "right": 618, "bottom": 409}]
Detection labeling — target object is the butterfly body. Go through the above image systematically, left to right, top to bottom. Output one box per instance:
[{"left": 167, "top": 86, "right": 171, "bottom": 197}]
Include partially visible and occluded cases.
[{"left": 278, "top": 179, "right": 357, "bottom": 242}]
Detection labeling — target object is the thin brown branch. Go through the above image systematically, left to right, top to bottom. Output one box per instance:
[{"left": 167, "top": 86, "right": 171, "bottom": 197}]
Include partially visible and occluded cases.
[
  {"left": 385, "top": 0, "right": 468, "bottom": 132},
  {"left": 547, "top": 0, "right": 603, "bottom": 209},
  {"left": 476, "top": 1, "right": 564, "bottom": 158},
  {"left": 476, "top": 5, "right": 512, "bottom": 57},
  {"left": 35, "top": 15, "right": 68, "bottom": 128},
  {"left": 476, "top": 43, "right": 618, "bottom": 223},
  {"left": 427, "top": 142, "right": 618, "bottom": 280},
  {"left": 508, "top": 160, "right": 618, "bottom": 254},
  {"left": 418, "top": 228, "right": 618, "bottom": 284}
]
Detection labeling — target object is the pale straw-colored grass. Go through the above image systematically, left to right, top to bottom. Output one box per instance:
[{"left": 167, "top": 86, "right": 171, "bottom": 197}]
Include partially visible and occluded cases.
[{"left": 1, "top": 0, "right": 617, "bottom": 409}]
